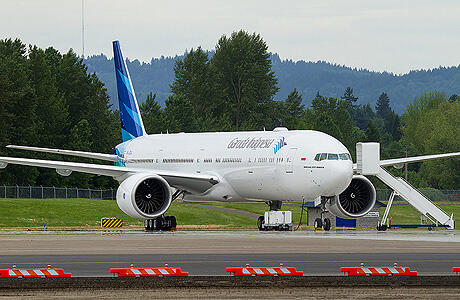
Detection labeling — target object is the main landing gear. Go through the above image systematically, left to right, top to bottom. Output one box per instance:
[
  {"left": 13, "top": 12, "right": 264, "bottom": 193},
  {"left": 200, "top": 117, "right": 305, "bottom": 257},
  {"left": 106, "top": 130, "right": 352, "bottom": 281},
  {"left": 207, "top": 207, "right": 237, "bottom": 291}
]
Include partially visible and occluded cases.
[
  {"left": 144, "top": 189, "right": 184, "bottom": 232},
  {"left": 314, "top": 197, "right": 331, "bottom": 231},
  {"left": 145, "top": 215, "right": 177, "bottom": 232},
  {"left": 314, "top": 217, "right": 331, "bottom": 231}
]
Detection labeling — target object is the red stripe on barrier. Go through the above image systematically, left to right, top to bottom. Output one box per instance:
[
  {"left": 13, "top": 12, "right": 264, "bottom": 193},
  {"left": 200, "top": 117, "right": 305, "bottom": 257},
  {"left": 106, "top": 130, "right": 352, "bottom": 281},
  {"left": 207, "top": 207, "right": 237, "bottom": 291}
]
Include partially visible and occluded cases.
[
  {"left": 110, "top": 264, "right": 188, "bottom": 277},
  {"left": 226, "top": 264, "right": 303, "bottom": 276},
  {"left": 341, "top": 264, "right": 417, "bottom": 276},
  {"left": 0, "top": 266, "right": 71, "bottom": 278},
  {"left": 453, "top": 267, "right": 460, "bottom": 274}
]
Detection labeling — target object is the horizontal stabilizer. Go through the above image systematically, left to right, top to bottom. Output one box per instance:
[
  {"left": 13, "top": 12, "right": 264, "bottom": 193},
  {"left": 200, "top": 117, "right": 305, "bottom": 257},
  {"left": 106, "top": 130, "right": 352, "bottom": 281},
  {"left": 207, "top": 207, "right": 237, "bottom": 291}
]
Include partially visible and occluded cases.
[
  {"left": 6, "top": 145, "right": 118, "bottom": 162},
  {"left": 380, "top": 152, "right": 460, "bottom": 168}
]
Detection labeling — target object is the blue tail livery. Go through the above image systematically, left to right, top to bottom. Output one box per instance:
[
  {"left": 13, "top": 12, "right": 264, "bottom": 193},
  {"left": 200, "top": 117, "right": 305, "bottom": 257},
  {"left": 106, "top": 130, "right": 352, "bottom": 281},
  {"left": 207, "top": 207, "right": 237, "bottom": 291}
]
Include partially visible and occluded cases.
[{"left": 113, "top": 40, "right": 146, "bottom": 142}]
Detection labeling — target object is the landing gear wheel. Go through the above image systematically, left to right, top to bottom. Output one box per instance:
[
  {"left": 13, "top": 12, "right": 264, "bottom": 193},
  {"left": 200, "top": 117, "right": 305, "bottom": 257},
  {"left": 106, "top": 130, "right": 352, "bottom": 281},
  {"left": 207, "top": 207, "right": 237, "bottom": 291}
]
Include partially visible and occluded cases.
[
  {"left": 145, "top": 216, "right": 177, "bottom": 232},
  {"left": 164, "top": 216, "right": 177, "bottom": 231},
  {"left": 257, "top": 216, "right": 265, "bottom": 231},
  {"left": 314, "top": 218, "right": 323, "bottom": 230},
  {"left": 323, "top": 218, "right": 331, "bottom": 231},
  {"left": 145, "top": 219, "right": 153, "bottom": 231}
]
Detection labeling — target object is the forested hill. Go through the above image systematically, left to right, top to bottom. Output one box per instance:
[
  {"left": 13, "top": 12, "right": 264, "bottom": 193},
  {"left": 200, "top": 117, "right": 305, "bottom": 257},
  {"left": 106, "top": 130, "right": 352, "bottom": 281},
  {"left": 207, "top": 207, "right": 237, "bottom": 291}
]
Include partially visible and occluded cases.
[{"left": 84, "top": 53, "right": 460, "bottom": 114}]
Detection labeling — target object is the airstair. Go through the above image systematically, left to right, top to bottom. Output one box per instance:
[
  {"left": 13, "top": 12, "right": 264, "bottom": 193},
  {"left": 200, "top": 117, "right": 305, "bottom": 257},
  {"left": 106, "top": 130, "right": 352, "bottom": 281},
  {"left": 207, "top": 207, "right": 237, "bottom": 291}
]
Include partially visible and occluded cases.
[{"left": 356, "top": 143, "right": 455, "bottom": 229}]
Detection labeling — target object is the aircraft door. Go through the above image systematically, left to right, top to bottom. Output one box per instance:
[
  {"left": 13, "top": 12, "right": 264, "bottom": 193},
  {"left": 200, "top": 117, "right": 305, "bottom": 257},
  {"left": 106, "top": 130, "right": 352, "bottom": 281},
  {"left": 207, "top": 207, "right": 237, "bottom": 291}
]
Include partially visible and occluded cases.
[{"left": 285, "top": 147, "right": 298, "bottom": 173}]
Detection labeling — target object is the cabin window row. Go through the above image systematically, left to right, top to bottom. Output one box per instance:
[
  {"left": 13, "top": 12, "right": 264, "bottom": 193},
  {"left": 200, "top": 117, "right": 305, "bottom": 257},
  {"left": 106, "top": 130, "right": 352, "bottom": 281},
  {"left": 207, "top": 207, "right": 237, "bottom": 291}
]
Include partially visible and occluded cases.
[{"left": 163, "top": 158, "right": 194, "bottom": 163}]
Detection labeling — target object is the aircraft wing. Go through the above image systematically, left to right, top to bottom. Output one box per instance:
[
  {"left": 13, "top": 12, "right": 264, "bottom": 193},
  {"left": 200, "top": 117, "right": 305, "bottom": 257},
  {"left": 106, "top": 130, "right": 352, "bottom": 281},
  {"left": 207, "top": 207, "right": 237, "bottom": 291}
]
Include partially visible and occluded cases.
[
  {"left": 6, "top": 145, "right": 118, "bottom": 162},
  {"left": 352, "top": 151, "right": 460, "bottom": 171},
  {"left": 380, "top": 152, "right": 460, "bottom": 168},
  {"left": 0, "top": 156, "right": 218, "bottom": 194}
]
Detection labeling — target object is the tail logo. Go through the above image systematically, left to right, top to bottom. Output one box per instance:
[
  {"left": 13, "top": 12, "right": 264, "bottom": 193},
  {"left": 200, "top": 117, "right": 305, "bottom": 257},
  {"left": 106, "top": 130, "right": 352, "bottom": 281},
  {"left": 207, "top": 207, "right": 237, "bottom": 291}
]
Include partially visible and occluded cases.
[{"left": 113, "top": 40, "right": 146, "bottom": 142}]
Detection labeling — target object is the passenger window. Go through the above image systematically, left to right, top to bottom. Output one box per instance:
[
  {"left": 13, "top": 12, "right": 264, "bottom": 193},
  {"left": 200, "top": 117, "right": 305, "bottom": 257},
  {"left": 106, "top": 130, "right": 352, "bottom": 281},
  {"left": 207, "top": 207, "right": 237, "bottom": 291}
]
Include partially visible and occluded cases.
[
  {"left": 314, "top": 153, "right": 320, "bottom": 161},
  {"left": 320, "top": 153, "right": 327, "bottom": 161},
  {"left": 328, "top": 153, "right": 339, "bottom": 160}
]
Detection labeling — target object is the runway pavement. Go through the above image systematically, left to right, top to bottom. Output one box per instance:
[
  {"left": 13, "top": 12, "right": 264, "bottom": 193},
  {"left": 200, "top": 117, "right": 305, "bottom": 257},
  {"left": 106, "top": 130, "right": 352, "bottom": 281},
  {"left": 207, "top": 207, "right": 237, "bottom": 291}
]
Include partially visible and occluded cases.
[{"left": 0, "top": 230, "right": 459, "bottom": 276}]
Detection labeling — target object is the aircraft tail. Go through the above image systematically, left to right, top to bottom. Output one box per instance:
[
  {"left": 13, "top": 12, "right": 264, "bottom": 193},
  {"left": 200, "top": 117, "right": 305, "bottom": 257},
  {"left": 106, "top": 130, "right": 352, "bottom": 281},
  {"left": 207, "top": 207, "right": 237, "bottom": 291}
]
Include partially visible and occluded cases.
[{"left": 112, "top": 40, "right": 146, "bottom": 142}]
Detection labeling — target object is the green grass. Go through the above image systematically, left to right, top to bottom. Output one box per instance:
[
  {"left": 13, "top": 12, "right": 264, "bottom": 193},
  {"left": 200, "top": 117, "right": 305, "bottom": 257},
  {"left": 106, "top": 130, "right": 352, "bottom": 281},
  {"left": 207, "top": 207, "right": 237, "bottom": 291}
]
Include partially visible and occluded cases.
[
  {"left": 0, "top": 198, "right": 254, "bottom": 228},
  {"left": 1, "top": 198, "right": 458, "bottom": 229},
  {"left": 377, "top": 201, "right": 460, "bottom": 227}
]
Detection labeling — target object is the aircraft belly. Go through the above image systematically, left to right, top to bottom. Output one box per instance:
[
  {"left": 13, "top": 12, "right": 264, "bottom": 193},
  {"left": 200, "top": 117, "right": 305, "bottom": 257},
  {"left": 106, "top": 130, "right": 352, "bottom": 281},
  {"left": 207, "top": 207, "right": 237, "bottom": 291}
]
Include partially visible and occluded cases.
[{"left": 224, "top": 166, "right": 286, "bottom": 201}]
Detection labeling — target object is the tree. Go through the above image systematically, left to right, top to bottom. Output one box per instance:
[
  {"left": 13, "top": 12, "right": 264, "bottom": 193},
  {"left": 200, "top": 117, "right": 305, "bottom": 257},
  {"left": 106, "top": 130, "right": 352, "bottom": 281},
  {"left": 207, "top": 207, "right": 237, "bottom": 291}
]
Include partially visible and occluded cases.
[
  {"left": 210, "top": 30, "right": 278, "bottom": 130},
  {"left": 28, "top": 46, "right": 68, "bottom": 147},
  {"left": 170, "top": 47, "right": 214, "bottom": 116},
  {"left": 341, "top": 87, "right": 358, "bottom": 106},
  {"left": 277, "top": 89, "right": 306, "bottom": 129},
  {"left": 402, "top": 91, "right": 446, "bottom": 153},
  {"left": 140, "top": 92, "right": 165, "bottom": 134},
  {"left": 375, "top": 92, "right": 391, "bottom": 118},
  {"left": 164, "top": 95, "right": 199, "bottom": 133},
  {"left": 310, "top": 96, "right": 354, "bottom": 150},
  {"left": 351, "top": 104, "right": 375, "bottom": 130},
  {"left": 365, "top": 120, "right": 380, "bottom": 142}
]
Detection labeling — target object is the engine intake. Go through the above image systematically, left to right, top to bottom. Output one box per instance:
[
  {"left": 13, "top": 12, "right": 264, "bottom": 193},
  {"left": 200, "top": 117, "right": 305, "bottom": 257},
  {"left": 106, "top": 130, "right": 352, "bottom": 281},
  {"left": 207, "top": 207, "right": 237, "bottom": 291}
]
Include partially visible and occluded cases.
[
  {"left": 116, "top": 173, "right": 172, "bottom": 219},
  {"left": 325, "top": 175, "right": 376, "bottom": 218}
]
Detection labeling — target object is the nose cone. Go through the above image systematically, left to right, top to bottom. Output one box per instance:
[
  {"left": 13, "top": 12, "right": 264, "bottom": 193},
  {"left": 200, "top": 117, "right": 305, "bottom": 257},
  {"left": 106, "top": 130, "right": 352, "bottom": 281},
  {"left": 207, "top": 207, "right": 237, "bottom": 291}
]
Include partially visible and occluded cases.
[{"left": 322, "top": 160, "right": 353, "bottom": 196}]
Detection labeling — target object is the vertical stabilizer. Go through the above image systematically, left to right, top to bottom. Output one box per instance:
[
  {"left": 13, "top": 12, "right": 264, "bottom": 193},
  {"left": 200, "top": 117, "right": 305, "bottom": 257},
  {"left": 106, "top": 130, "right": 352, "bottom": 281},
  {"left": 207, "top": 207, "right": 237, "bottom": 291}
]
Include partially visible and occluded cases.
[{"left": 113, "top": 40, "right": 146, "bottom": 142}]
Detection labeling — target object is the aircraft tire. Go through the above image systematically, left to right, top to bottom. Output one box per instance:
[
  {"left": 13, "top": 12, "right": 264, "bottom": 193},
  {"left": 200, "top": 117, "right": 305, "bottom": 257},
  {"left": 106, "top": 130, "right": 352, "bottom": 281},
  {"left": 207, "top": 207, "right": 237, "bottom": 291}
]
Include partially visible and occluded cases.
[
  {"left": 165, "top": 216, "right": 177, "bottom": 231},
  {"left": 314, "top": 218, "right": 323, "bottom": 230},
  {"left": 323, "top": 218, "right": 331, "bottom": 231}
]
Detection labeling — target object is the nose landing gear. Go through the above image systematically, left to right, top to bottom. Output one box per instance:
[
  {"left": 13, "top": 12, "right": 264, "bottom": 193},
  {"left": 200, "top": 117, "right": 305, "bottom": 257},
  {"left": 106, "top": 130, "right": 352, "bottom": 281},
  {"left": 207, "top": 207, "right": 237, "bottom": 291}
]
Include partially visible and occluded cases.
[{"left": 314, "top": 198, "right": 332, "bottom": 231}]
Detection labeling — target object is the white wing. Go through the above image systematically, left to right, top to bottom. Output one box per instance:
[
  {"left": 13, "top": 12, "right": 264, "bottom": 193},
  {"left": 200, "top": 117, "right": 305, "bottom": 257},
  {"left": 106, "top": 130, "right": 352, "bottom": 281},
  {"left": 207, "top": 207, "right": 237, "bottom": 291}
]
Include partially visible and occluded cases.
[
  {"left": 6, "top": 145, "right": 118, "bottom": 162},
  {"left": 380, "top": 152, "right": 460, "bottom": 168},
  {"left": 0, "top": 156, "right": 218, "bottom": 194}
]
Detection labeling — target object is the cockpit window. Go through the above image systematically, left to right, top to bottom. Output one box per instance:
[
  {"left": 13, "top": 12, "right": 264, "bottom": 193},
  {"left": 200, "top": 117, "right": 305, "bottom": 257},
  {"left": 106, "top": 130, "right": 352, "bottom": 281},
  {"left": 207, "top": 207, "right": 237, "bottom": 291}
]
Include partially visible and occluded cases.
[
  {"left": 315, "top": 152, "right": 351, "bottom": 161},
  {"left": 327, "top": 153, "right": 339, "bottom": 160},
  {"left": 339, "top": 153, "right": 351, "bottom": 160}
]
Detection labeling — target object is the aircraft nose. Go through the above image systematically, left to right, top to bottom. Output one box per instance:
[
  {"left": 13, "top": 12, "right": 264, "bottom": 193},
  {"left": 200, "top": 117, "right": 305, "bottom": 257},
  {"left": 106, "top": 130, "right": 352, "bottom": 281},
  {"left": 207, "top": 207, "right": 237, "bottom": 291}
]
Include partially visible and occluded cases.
[{"left": 323, "top": 161, "right": 353, "bottom": 196}]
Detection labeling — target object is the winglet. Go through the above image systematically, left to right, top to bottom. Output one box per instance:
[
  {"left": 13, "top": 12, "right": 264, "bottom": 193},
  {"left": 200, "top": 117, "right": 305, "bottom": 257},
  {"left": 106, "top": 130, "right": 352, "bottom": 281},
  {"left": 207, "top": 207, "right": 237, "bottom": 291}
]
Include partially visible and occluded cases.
[{"left": 113, "top": 40, "right": 146, "bottom": 142}]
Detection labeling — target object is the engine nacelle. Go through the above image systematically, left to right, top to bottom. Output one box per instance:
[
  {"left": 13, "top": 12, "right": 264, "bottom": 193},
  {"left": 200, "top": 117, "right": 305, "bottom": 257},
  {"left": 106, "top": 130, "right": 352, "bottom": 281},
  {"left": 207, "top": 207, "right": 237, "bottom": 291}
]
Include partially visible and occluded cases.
[
  {"left": 116, "top": 173, "right": 172, "bottom": 219},
  {"left": 325, "top": 175, "right": 376, "bottom": 219}
]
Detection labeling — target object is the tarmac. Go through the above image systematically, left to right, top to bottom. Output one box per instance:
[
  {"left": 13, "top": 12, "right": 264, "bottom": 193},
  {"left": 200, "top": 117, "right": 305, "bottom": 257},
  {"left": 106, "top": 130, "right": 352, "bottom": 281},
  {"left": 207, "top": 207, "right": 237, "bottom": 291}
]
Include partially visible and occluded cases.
[{"left": 0, "top": 230, "right": 459, "bottom": 276}]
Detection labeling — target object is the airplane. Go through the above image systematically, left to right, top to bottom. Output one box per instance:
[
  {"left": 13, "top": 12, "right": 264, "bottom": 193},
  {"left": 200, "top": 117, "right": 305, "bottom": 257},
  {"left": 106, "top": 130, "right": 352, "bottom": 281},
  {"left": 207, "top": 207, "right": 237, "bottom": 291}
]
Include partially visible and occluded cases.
[{"left": 0, "top": 41, "right": 459, "bottom": 231}]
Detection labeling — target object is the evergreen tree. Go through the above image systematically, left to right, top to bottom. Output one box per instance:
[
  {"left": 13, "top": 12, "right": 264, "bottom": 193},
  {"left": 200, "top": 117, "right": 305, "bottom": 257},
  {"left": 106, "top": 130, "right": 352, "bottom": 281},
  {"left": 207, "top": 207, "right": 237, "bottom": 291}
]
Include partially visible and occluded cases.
[
  {"left": 341, "top": 87, "right": 358, "bottom": 106},
  {"left": 278, "top": 89, "right": 306, "bottom": 129},
  {"left": 140, "top": 92, "right": 165, "bottom": 134},
  {"left": 375, "top": 92, "right": 391, "bottom": 118},
  {"left": 365, "top": 120, "right": 381, "bottom": 142}
]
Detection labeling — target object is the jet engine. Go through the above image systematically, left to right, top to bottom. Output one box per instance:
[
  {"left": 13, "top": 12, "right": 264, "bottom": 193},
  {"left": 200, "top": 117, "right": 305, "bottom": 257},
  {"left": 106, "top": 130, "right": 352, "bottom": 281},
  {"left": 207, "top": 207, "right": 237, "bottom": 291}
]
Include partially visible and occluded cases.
[
  {"left": 116, "top": 173, "right": 172, "bottom": 219},
  {"left": 325, "top": 175, "right": 376, "bottom": 218}
]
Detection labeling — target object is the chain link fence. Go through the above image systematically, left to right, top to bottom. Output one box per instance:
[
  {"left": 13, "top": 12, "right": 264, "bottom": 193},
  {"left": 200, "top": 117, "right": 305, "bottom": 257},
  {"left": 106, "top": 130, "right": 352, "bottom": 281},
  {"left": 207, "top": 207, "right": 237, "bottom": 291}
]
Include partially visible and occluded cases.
[
  {"left": 0, "top": 185, "right": 116, "bottom": 200},
  {"left": 0, "top": 185, "right": 458, "bottom": 202},
  {"left": 376, "top": 189, "right": 460, "bottom": 202}
]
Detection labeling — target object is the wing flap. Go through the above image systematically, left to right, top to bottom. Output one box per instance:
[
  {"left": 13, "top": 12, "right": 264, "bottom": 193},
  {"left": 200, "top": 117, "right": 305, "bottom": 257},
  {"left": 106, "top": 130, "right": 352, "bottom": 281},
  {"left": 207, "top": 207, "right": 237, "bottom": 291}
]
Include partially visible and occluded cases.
[{"left": 0, "top": 156, "right": 218, "bottom": 193}]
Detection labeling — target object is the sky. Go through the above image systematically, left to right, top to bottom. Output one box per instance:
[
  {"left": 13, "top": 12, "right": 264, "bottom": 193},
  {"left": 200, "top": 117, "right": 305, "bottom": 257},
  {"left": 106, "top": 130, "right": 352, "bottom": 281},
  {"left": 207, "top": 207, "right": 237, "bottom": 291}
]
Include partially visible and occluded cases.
[{"left": 1, "top": 0, "right": 459, "bottom": 74}]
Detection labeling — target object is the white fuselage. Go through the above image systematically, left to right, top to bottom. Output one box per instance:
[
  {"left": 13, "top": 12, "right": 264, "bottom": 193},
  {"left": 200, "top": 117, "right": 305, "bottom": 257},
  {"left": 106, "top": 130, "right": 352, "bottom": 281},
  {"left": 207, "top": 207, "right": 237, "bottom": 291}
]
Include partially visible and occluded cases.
[{"left": 117, "top": 129, "right": 354, "bottom": 202}]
